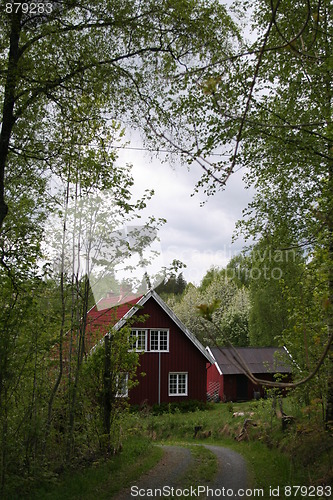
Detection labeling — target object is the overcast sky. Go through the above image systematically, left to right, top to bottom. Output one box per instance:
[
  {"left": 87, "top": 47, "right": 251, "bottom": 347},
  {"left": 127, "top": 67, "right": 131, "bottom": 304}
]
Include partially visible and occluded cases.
[
  {"left": 113, "top": 2, "right": 256, "bottom": 287},
  {"left": 117, "top": 142, "right": 253, "bottom": 286}
]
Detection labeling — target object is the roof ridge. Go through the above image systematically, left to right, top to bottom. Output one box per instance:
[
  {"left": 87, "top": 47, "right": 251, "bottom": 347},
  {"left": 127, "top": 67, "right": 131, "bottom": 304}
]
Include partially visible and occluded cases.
[{"left": 109, "top": 289, "right": 215, "bottom": 364}]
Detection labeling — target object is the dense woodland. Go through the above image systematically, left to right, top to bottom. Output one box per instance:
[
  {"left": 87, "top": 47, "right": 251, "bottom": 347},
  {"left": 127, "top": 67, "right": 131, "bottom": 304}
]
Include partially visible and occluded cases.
[{"left": 0, "top": 0, "right": 332, "bottom": 495}]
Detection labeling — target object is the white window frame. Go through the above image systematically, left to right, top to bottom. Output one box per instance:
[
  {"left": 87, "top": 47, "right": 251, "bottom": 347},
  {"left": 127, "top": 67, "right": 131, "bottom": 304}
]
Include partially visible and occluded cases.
[
  {"left": 130, "top": 329, "right": 147, "bottom": 351},
  {"left": 150, "top": 329, "right": 169, "bottom": 352},
  {"left": 168, "top": 372, "right": 188, "bottom": 396},
  {"left": 116, "top": 373, "right": 128, "bottom": 398}
]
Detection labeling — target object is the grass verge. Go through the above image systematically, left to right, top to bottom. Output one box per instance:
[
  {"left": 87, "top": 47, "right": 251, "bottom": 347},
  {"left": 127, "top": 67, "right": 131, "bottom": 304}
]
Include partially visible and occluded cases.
[
  {"left": 25, "top": 436, "right": 163, "bottom": 500},
  {"left": 210, "top": 437, "right": 305, "bottom": 499}
]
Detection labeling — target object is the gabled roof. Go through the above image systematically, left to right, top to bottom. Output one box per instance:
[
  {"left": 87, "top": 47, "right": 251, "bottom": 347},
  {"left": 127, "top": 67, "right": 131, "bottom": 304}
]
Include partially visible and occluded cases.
[
  {"left": 89, "top": 289, "right": 214, "bottom": 364},
  {"left": 84, "top": 293, "right": 142, "bottom": 353},
  {"left": 87, "top": 294, "right": 142, "bottom": 331},
  {"left": 207, "top": 346, "right": 292, "bottom": 375}
]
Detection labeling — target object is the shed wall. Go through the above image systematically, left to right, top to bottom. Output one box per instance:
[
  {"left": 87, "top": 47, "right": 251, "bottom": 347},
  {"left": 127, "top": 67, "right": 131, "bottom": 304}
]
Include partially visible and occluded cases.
[
  {"left": 206, "top": 363, "right": 223, "bottom": 402},
  {"left": 222, "top": 373, "right": 292, "bottom": 401}
]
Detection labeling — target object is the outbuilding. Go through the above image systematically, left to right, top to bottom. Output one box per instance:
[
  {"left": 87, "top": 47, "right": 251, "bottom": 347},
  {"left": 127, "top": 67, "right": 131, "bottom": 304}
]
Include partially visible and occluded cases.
[{"left": 206, "top": 346, "right": 292, "bottom": 402}]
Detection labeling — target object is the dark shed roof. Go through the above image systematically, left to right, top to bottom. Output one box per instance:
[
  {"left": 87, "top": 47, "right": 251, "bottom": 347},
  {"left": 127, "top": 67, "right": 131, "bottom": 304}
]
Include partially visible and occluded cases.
[{"left": 208, "top": 347, "right": 292, "bottom": 375}]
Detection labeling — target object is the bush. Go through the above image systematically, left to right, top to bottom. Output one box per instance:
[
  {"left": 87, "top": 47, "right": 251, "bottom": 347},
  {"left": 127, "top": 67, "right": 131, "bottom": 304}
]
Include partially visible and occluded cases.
[
  {"left": 130, "top": 400, "right": 209, "bottom": 415},
  {"left": 151, "top": 400, "right": 209, "bottom": 415}
]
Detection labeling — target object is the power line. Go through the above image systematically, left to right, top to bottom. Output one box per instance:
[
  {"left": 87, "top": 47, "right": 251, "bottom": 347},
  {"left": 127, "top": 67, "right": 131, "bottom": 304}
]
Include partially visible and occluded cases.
[
  {"left": 11, "top": 140, "right": 233, "bottom": 159},
  {"left": 113, "top": 145, "right": 232, "bottom": 157}
]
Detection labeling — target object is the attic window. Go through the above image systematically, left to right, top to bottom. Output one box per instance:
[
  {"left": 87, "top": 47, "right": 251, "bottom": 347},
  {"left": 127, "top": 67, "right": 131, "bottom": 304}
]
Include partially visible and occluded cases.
[
  {"left": 130, "top": 329, "right": 147, "bottom": 351},
  {"left": 150, "top": 329, "right": 169, "bottom": 352},
  {"left": 169, "top": 372, "right": 188, "bottom": 396}
]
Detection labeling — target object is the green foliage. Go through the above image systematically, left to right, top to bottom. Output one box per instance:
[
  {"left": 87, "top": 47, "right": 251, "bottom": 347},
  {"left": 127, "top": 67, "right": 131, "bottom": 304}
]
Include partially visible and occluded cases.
[
  {"left": 0, "top": 0, "right": 240, "bottom": 227},
  {"left": 2, "top": 0, "right": 332, "bottom": 493},
  {"left": 155, "top": 0, "right": 333, "bottom": 418},
  {"left": 247, "top": 241, "right": 305, "bottom": 346},
  {"left": 280, "top": 248, "right": 331, "bottom": 410},
  {"left": 225, "top": 255, "right": 252, "bottom": 288},
  {"left": 199, "top": 266, "right": 222, "bottom": 292},
  {"left": 171, "top": 269, "right": 250, "bottom": 346},
  {"left": 0, "top": 278, "right": 66, "bottom": 493},
  {"left": 220, "top": 296, "right": 250, "bottom": 347},
  {"left": 197, "top": 299, "right": 221, "bottom": 322},
  {"left": 82, "top": 325, "right": 140, "bottom": 408},
  {"left": 130, "top": 400, "right": 209, "bottom": 416},
  {"left": 151, "top": 400, "right": 208, "bottom": 415},
  {"left": 26, "top": 436, "right": 162, "bottom": 500}
]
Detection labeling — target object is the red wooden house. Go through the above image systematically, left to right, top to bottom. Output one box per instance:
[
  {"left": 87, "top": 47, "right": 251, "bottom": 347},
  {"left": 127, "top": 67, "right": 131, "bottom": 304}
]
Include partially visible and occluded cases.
[
  {"left": 85, "top": 289, "right": 214, "bottom": 405},
  {"left": 206, "top": 346, "right": 292, "bottom": 402}
]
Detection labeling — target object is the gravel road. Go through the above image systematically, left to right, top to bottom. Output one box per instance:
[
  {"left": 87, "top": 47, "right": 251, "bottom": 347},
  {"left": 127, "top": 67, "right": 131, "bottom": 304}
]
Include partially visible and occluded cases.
[
  {"left": 113, "top": 444, "right": 248, "bottom": 499},
  {"left": 113, "top": 445, "right": 193, "bottom": 499},
  {"left": 204, "top": 445, "right": 248, "bottom": 499}
]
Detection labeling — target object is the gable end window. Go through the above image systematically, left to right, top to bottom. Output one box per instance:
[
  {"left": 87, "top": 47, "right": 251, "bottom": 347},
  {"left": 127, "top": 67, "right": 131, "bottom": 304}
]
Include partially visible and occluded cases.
[
  {"left": 130, "top": 329, "right": 147, "bottom": 351},
  {"left": 150, "top": 329, "right": 169, "bottom": 352},
  {"left": 169, "top": 372, "right": 188, "bottom": 396}
]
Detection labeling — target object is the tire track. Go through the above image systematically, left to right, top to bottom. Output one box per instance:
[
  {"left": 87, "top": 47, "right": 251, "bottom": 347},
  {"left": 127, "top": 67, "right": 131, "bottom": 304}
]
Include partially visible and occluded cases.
[
  {"left": 113, "top": 444, "right": 248, "bottom": 499},
  {"left": 113, "top": 445, "right": 193, "bottom": 499},
  {"left": 204, "top": 445, "right": 248, "bottom": 499}
]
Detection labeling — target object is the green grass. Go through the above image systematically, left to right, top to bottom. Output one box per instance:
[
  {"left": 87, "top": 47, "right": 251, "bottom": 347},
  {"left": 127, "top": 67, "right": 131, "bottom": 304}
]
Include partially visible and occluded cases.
[
  {"left": 22, "top": 399, "right": 332, "bottom": 500},
  {"left": 25, "top": 436, "right": 163, "bottom": 500},
  {"left": 211, "top": 437, "right": 303, "bottom": 497}
]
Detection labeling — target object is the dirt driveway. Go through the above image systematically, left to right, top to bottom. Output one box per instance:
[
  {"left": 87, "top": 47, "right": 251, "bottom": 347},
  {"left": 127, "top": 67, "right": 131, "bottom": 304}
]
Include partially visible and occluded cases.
[{"left": 114, "top": 444, "right": 248, "bottom": 499}]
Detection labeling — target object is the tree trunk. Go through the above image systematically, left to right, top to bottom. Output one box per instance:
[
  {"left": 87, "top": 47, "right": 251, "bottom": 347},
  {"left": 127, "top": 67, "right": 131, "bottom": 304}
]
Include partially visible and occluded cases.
[
  {"left": 324, "top": 4, "right": 333, "bottom": 425},
  {"left": 0, "top": 9, "right": 22, "bottom": 230},
  {"left": 325, "top": 161, "right": 333, "bottom": 425},
  {"left": 43, "top": 271, "right": 64, "bottom": 455},
  {"left": 66, "top": 276, "right": 90, "bottom": 462},
  {"left": 103, "top": 334, "right": 112, "bottom": 452}
]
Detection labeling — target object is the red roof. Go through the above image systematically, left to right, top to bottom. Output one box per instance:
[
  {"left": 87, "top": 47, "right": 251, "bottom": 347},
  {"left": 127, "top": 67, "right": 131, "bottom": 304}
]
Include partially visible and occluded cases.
[
  {"left": 52, "top": 294, "right": 142, "bottom": 361},
  {"left": 84, "top": 294, "right": 142, "bottom": 352}
]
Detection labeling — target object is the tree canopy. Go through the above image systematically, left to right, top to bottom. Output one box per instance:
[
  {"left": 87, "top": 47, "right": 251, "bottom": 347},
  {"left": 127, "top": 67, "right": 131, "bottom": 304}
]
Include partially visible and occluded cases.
[{"left": 0, "top": 0, "right": 239, "bottom": 229}]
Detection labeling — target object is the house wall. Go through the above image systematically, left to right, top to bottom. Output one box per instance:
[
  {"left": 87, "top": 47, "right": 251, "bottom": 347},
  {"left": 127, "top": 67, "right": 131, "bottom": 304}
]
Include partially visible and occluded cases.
[{"left": 128, "top": 297, "right": 208, "bottom": 405}]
